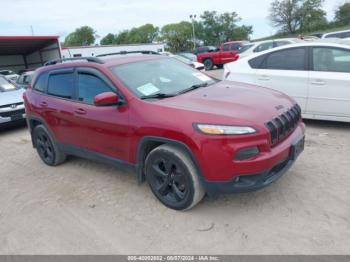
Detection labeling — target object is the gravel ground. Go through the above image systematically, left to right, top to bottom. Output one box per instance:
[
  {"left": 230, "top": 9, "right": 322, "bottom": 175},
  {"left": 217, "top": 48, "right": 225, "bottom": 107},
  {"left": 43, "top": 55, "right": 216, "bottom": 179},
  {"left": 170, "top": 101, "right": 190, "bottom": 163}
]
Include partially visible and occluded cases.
[{"left": 0, "top": 69, "right": 349, "bottom": 254}]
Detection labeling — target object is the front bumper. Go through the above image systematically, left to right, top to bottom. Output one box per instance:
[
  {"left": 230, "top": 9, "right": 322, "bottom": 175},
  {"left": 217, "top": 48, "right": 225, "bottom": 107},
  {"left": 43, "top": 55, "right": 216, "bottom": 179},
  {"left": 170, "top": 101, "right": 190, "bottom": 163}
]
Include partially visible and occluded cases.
[
  {"left": 0, "top": 106, "right": 26, "bottom": 125},
  {"left": 199, "top": 123, "right": 305, "bottom": 195},
  {"left": 202, "top": 150, "right": 299, "bottom": 194}
]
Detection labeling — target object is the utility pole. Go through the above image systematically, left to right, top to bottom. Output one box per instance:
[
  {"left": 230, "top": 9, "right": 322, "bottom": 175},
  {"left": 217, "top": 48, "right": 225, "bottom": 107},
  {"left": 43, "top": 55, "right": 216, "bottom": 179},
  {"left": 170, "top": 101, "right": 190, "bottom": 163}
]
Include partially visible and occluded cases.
[
  {"left": 189, "top": 14, "right": 196, "bottom": 49},
  {"left": 30, "top": 25, "right": 34, "bottom": 36}
]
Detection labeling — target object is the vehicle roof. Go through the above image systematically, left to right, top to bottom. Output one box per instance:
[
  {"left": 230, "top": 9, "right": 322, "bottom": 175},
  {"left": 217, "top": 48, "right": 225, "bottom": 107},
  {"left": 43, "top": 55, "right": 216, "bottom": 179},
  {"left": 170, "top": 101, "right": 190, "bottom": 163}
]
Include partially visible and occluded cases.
[
  {"left": 323, "top": 29, "right": 350, "bottom": 36},
  {"left": 250, "top": 38, "right": 302, "bottom": 45},
  {"left": 224, "top": 40, "right": 250, "bottom": 44},
  {"left": 239, "top": 42, "right": 350, "bottom": 60},
  {"left": 36, "top": 54, "right": 167, "bottom": 74}
]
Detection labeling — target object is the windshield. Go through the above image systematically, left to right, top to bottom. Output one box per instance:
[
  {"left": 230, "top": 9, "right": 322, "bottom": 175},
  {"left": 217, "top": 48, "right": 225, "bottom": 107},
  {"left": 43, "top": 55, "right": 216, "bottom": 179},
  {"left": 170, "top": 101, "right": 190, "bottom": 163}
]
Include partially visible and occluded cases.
[
  {"left": 110, "top": 58, "right": 216, "bottom": 98},
  {"left": 0, "top": 70, "right": 13, "bottom": 76},
  {"left": 0, "top": 77, "right": 16, "bottom": 91}
]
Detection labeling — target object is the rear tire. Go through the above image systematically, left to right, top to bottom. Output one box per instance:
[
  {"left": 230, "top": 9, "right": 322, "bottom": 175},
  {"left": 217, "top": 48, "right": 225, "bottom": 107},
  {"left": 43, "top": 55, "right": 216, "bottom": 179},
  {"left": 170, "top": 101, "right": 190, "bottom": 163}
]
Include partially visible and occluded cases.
[
  {"left": 203, "top": 59, "right": 214, "bottom": 70},
  {"left": 32, "top": 125, "right": 66, "bottom": 166},
  {"left": 145, "top": 145, "right": 205, "bottom": 210}
]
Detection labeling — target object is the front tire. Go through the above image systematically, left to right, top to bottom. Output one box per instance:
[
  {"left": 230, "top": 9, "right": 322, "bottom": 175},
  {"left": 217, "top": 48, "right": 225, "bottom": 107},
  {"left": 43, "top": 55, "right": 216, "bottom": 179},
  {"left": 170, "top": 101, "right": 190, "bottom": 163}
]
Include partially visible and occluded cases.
[
  {"left": 203, "top": 58, "right": 214, "bottom": 70},
  {"left": 32, "top": 125, "right": 66, "bottom": 166},
  {"left": 145, "top": 145, "right": 205, "bottom": 210}
]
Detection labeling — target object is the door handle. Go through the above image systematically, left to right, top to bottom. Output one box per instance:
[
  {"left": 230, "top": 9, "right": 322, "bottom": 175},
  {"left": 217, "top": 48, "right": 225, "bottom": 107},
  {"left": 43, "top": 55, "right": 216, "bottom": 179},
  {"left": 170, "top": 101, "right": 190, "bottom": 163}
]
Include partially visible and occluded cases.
[
  {"left": 258, "top": 75, "right": 270, "bottom": 81},
  {"left": 311, "top": 79, "right": 325, "bottom": 86},
  {"left": 39, "top": 101, "right": 48, "bottom": 108},
  {"left": 74, "top": 108, "right": 87, "bottom": 115}
]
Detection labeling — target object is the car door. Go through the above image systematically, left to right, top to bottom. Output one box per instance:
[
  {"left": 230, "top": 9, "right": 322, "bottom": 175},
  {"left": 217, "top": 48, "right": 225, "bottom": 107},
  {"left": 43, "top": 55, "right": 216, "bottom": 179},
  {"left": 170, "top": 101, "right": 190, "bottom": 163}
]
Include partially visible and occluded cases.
[
  {"left": 219, "top": 43, "right": 237, "bottom": 64},
  {"left": 307, "top": 46, "right": 350, "bottom": 118},
  {"left": 254, "top": 47, "right": 309, "bottom": 111},
  {"left": 72, "top": 67, "right": 130, "bottom": 161},
  {"left": 39, "top": 68, "right": 77, "bottom": 145}
]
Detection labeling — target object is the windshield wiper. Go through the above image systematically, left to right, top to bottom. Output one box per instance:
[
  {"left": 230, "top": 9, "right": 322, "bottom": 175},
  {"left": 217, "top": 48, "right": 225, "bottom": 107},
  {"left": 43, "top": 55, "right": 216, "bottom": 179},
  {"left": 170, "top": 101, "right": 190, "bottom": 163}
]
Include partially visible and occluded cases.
[
  {"left": 177, "top": 82, "right": 209, "bottom": 95},
  {"left": 140, "top": 93, "right": 176, "bottom": 100}
]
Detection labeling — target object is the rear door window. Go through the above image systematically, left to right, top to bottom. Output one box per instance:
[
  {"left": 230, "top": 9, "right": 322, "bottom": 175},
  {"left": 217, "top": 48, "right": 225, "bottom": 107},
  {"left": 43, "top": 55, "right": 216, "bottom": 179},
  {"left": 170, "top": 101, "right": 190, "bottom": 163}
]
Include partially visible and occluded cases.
[
  {"left": 313, "top": 47, "right": 350, "bottom": 73},
  {"left": 264, "top": 48, "right": 306, "bottom": 70},
  {"left": 47, "top": 73, "right": 75, "bottom": 99}
]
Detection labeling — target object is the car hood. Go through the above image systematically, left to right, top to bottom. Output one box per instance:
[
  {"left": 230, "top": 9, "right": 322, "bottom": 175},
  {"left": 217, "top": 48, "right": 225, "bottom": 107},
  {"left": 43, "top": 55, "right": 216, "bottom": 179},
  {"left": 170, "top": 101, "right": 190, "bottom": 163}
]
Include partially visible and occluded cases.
[
  {"left": 156, "top": 80, "right": 296, "bottom": 125},
  {"left": 0, "top": 88, "right": 24, "bottom": 106}
]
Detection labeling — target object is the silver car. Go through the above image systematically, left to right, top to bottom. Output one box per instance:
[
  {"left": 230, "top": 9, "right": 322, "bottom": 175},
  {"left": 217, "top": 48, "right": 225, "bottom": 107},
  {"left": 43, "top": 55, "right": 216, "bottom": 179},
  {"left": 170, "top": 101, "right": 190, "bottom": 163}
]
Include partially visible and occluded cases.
[
  {"left": 0, "top": 70, "right": 19, "bottom": 81},
  {"left": 16, "top": 71, "right": 34, "bottom": 89},
  {"left": 0, "top": 76, "right": 25, "bottom": 127}
]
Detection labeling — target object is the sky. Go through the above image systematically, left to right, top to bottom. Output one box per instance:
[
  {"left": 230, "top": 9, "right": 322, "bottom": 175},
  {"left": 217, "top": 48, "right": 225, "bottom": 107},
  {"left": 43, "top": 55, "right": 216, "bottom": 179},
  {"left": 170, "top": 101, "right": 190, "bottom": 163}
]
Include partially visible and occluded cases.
[{"left": 0, "top": 0, "right": 345, "bottom": 41}]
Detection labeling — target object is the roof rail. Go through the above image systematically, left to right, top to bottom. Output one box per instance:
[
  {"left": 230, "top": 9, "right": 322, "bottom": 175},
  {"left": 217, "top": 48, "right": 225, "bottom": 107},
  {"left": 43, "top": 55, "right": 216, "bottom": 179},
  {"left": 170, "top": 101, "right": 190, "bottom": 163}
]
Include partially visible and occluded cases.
[
  {"left": 96, "top": 50, "right": 160, "bottom": 57},
  {"left": 44, "top": 57, "right": 104, "bottom": 66}
]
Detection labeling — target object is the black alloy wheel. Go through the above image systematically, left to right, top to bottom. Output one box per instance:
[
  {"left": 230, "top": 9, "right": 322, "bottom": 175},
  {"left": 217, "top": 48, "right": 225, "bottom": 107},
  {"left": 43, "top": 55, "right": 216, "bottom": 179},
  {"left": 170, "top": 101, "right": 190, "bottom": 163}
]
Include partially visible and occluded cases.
[{"left": 145, "top": 145, "right": 205, "bottom": 210}]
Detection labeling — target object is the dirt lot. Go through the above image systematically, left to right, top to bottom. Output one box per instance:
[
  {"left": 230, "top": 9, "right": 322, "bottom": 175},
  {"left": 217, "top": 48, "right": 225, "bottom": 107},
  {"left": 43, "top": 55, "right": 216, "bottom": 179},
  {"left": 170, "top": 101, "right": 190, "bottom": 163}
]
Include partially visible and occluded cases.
[{"left": 0, "top": 69, "right": 349, "bottom": 254}]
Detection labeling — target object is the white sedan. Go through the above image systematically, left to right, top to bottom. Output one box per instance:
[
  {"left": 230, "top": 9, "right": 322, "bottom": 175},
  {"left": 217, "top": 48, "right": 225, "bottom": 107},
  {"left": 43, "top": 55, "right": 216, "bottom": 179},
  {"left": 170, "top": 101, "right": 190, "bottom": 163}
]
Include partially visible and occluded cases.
[
  {"left": 237, "top": 38, "right": 303, "bottom": 59},
  {"left": 224, "top": 42, "right": 350, "bottom": 123}
]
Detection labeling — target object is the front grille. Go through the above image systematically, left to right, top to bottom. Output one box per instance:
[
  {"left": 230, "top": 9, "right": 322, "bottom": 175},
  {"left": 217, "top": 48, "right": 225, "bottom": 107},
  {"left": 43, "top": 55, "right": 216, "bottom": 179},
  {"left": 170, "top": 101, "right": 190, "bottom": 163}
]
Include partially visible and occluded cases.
[
  {"left": 0, "top": 102, "right": 24, "bottom": 109},
  {"left": 265, "top": 104, "right": 301, "bottom": 146},
  {"left": 0, "top": 109, "right": 25, "bottom": 118}
]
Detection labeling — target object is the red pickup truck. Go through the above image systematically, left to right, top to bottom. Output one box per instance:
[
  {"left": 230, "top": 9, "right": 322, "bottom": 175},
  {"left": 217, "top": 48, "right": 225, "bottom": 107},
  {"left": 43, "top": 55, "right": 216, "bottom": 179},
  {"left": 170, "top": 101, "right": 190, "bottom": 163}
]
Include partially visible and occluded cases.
[{"left": 197, "top": 41, "right": 249, "bottom": 70}]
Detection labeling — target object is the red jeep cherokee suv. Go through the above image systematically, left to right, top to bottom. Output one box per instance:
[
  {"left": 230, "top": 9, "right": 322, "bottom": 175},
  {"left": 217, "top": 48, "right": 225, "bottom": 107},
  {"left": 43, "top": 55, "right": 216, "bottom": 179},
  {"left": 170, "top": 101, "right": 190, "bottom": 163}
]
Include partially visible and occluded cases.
[{"left": 24, "top": 54, "right": 305, "bottom": 210}]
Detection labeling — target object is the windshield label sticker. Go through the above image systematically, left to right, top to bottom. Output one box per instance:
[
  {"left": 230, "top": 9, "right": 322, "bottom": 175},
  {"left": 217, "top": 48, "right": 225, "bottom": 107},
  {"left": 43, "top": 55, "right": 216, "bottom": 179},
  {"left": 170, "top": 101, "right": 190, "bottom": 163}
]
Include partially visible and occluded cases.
[
  {"left": 192, "top": 72, "right": 211, "bottom": 82},
  {"left": 159, "top": 77, "right": 171, "bottom": 83},
  {"left": 1, "top": 83, "right": 16, "bottom": 90},
  {"left": 137, "top": 83, "right": 160, "bottom": 96}
]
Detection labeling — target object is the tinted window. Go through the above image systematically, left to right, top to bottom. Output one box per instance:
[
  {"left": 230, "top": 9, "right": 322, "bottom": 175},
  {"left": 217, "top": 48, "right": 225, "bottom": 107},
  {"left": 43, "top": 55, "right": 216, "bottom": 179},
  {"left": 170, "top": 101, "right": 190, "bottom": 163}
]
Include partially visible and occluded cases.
[
  {"left": 325, "top": 31, "right": 350, "bottom": 39},
  {"left": 275, "top": 41, "right": 290, "bottom": 47},
  {"left": 254, "top": 42, "right": 274, "bottom": 52},
  {"left": 230, "top": 43, "right": 241, "bottom": 50},
  {"left": 223, "top": 44, "right": 230, "bottom": 51},
  {"left": 238, "top": 44, "right": 254, "bottom": 54},
  {"left": 313, "top": 47, "right": 350, "bottom": 73},
  {"left": 265, "top": 48, "right": 306, "bottom": 70},
  {"left": 248, "top": 55, "right": 266, "bottom": 69},
  {"left": 33, "top": 72, "right": 48, "bottom": 92},
  {"left": 47, "top": 73, "right": 75, "bottom": 99},
  {"left": 78, "top": 73, "right": 111, "bottom": 104},
  {"left": 23, "top": 74, "right": 33, "bottom": 84},
  {"left": 17, "top": 75, "right": 24, "bottom": 84}
]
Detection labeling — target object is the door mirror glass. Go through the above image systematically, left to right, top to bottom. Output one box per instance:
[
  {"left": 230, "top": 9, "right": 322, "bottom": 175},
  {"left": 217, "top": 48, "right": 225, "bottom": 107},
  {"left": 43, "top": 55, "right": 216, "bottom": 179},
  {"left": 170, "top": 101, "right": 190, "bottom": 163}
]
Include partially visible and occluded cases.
[{"left": 94, "top": 92, "right": 119, "bottom": 106}]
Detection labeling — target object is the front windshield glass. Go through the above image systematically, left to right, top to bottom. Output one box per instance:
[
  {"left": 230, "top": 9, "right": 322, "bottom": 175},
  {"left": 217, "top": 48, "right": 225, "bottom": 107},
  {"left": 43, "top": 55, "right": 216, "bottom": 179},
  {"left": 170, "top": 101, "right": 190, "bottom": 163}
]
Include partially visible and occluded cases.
[
  {"left": 110, "top": 58, "right": 217, "bottom": 98},
  {"left": 0, "top": 70, "right": 12, "bottom": 76},
  {"left": 0, "top": 77, "right": 16, "bottom": 91}
]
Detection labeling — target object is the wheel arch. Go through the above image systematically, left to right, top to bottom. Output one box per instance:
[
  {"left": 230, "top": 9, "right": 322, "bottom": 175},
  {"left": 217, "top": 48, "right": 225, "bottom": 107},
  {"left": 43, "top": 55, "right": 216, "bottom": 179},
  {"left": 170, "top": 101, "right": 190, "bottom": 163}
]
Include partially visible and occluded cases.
[
  {"left": 27, "top": 116, "right": 56, "bottom": 148},
  {"left": 136, "top": 136, "right": 205, "bottom": 185}
]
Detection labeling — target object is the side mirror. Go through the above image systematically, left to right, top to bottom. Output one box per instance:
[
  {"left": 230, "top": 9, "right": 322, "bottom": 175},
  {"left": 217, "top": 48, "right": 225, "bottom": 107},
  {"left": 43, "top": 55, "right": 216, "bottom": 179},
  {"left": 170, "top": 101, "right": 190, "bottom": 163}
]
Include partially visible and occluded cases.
[{"left": 94, "top": 92, "right": 119, "bottom": 106}]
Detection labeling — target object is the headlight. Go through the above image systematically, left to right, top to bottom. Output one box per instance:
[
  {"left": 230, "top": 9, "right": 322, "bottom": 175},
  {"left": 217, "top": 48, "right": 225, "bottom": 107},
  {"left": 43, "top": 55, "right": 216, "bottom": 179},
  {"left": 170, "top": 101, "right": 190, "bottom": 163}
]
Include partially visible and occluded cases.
[{"left": 194, "top": 124, "right": 256, "bottom": 135}]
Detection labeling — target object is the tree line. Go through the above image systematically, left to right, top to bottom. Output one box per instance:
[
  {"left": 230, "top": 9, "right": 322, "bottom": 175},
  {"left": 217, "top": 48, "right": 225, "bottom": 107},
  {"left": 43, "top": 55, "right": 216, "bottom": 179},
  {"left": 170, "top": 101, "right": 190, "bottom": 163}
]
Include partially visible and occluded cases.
[
  {"left": 269, "top": 0, "right": 350, "bottom": 35},
  {"left": 62, "top": 2, "right": 350, "bottom": 52},
  {"left": 63, "top": 10, "right": 252, "bottom": 52}
]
